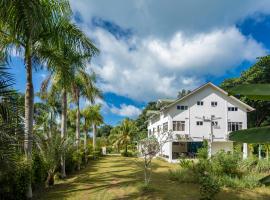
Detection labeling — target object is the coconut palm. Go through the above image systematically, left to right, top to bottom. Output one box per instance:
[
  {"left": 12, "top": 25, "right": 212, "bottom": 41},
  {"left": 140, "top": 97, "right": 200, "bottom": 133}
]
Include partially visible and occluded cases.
[
  {"left": 0, "top": 1, "right": 72, "bottom": 197},
  {"left": 72, "top": 70, "right": 101, "bottom": 168},
  {"left": 81, "top": 105, "right": 103, "bottom": 161},
  {"left": 109, "top": 119, "right": 138, "bottom": 155}
]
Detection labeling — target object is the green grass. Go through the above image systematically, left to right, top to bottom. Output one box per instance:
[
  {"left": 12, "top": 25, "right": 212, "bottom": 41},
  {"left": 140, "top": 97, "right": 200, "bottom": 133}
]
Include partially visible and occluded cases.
[{"left": 36, "top": 155, "right": 270, "bottom": 200}]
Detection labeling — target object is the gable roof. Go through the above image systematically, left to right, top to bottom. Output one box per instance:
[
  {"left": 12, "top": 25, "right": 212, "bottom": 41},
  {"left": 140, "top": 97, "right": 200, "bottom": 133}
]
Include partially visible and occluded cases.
[{"left": 161, "top": 82, "right": 255, "bottom": 112}]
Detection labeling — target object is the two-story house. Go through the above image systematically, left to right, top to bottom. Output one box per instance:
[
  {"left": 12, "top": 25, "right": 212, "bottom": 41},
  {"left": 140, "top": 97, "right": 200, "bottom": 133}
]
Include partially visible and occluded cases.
[{"left": 147, "top": 82, "right": 254, "bottom": 162}]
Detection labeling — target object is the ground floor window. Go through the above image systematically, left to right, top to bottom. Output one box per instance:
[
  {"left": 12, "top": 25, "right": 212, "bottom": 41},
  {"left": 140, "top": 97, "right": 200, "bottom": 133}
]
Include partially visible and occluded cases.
[
  {"left": 163, "top": 122, "right": 168, "bottom": 132},
  {"left": 228, "top": 122, "right": 242, "bottom": 131}
]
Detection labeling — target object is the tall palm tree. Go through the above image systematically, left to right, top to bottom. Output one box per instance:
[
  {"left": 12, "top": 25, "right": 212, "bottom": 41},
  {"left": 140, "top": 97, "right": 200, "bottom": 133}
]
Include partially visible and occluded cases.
[
  {"left": 0, "top": 1, "right": 71, "bottom": 197},
  {"left": 40, "top": 53, "right": 81, "bottom": 178},
  {"left": 72, "top": 70, "right": 101, "bottom": 158},
  {"left": 81, "top": 105, "right": 103, "bottom": 160},
  {"left": 109, "top": 119, "right": 138, "bottom": 155}
]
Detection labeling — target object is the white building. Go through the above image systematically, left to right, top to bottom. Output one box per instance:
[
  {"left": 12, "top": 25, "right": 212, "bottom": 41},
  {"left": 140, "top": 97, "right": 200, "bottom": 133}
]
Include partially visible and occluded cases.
[{"left": 147, "top": 82, "right": 254, "bottom": 162}]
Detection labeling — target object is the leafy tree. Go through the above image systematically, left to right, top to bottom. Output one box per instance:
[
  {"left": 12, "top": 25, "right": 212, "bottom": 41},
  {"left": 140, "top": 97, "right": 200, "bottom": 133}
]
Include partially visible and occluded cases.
[
  {"left": 220, "top": 56, "right": 270, "bottom": 127},
  {"left": 177, "top": 89, "right": 191, "bottom": 99},
  {"left": 135, "top": 102, "right": 157, "bottom": 139},
  {"left": 97, "top": 124, "right": 113, "bottom": 137}
]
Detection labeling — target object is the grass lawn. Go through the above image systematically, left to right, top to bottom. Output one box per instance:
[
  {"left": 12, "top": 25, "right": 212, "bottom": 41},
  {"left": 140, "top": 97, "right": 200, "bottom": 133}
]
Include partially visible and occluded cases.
[{"left": 36, "top": 155, "right": 270, "bottom": 200}]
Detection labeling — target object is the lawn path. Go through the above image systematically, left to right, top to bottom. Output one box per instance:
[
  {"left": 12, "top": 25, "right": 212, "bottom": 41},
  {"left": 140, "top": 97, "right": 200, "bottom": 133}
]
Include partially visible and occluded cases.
[{"left": 37, "top": 155, "right": 270, "bottom": 200}]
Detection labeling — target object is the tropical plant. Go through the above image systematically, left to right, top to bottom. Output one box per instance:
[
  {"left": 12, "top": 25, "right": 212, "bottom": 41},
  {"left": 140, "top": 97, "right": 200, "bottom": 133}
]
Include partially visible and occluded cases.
[
  {"left": 0, "top": 1, "right": 73, "bottom": 197},
  {"left": 72, "top": 70, "right": 101, "bottom": 168},
  {"left": 82, "top": 105, "right": 103, "bottom": 161},
  {"left": 109, "top": 119, "right": 138, "bottom": 155},
  {"left": 34, "top": 128, "right": 70, "bottom": 186}
]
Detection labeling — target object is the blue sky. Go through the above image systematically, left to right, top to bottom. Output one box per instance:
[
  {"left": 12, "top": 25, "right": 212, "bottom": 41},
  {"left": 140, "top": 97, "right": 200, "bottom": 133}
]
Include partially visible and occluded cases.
[{"left": 8, "top": 1, "right": 270, "bottom": 126}]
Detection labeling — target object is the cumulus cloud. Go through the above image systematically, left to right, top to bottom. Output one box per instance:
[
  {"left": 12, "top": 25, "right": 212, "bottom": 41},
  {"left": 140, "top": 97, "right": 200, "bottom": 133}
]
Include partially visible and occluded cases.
[
  {"left": 70, "top": 0, "right": 269, "bottom": 103},
  {"left": 85, "top": 26, "right": 266, "bottom": 101},
  {"left": 88, "top": 98, "right": 141, "bottom": 118},
  {"left": 110, "top": 104, "right": 141, "bottom": 118}
]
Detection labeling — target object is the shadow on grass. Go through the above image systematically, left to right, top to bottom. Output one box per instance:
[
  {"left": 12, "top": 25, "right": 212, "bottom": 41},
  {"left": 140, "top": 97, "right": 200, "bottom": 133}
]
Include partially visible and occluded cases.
[{"left": 35, "top": 156, "right": 270, "bottom": 200}]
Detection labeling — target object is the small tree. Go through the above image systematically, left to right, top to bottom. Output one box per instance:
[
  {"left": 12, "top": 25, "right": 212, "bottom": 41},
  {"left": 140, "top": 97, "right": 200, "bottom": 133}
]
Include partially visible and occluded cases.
[{"left": 139, "top": 130, "right": 173, "bottom": 186}]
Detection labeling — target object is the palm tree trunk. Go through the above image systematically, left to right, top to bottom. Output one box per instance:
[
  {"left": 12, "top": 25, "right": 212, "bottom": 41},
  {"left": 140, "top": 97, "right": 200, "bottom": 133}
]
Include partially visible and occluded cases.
[
  {"left": 25, "top": 52, "right": 33, "bottom": 199},
  {"left": 60, "top": 88, "right": 67, "bottom": 178},
  {"left": 76, "top": 91, "right": 81, "bottom": 170},
  {"left": 49, "top": 111, "right": 53, "bottom": 138},
  {"left": 84, "top": 119, "right": 88, "bottom": 164},
  {"left": 93, "top": 123, "right": 96, "bottom": 151}
]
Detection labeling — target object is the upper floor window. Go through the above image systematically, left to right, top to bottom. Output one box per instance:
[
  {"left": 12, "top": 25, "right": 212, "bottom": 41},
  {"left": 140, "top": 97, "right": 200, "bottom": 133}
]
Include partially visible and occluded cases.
[
  {"left": 197, "top": 101, "right": 204, "bottom": 106},
  {"left": 211, "top": 101, "right": 217, "bottom": 107},
  {"left": 177, "top": 105, "right": 188, "bottom": 110},
  {"left": 228, "top": 107, "right": 238, "bottom": 111},
  {"left": 173, "top": 121, "right": 185, "bottom": 131},
  {"left": 196, "top": 121, "right": 203, "bottom": 126},
  {"left": 163, "top": 122, "right": 168, "bottom": 132},
  {"left": 228, "top": 122, "right": 242, "bottom": 131},
  {"left": 153, "top": 127, "right": 156, "bottom": 133},
  {"left": 148, "top": 129, "right": 152, "bottom": 135}
]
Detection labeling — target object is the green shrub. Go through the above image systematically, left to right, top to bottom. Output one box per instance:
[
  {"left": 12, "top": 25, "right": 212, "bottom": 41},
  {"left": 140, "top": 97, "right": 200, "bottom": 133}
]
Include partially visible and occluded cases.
[
  {"left": 197, "top": 140, "right": 208, "bottom": 159},
  {"left": 121, "top": 150, "right": 136, "bottom": 157},
  {"left": 211, "top": 151, "right": 242, "bottom": 177},
  {"left": 32, "top": 152, "right": 47, "bottom": 189},
  {"left": 179, "top": 159, "right": 194, "bottom": 169},
  {"left": 199, "top": 175, "right": 220, "bottom": 200},
  {"left": 138, "top": 183, "right": 155, "bottom": 194}
]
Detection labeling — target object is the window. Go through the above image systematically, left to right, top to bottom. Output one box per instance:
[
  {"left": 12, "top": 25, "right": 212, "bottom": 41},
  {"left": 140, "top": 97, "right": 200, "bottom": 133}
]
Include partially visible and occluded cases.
[
  {"left": 197, "top": 101, "right": 204, "bottom": 106},
  {"left": 211, "top": 101, "right": 217, "bottom": 107},
  {"left": 177, "top": 105, "right": 188, "bottom": 110},
  {"left": 228, "top": 107, "right": 238, "bottom": 111},
  {"left": 173, "top": 121, "right": 185, "bottom": 131},
  {"left": 196, "top": 121, "right": 203, "bottom": 126},
  {"left": 163, "top": 122, "right": 168, "bottom": 132},
  {"left": 228, "top": 122, "right": 242, "bottom": 131},
  {"left": 157, "top": 125, "right": 161, "bottom": 133},
  {"left": 153, "top": 127, "right": 156, "bottom": 133},
  {"left": 148, "top": 129, "right": 152, "bottom": 135}
]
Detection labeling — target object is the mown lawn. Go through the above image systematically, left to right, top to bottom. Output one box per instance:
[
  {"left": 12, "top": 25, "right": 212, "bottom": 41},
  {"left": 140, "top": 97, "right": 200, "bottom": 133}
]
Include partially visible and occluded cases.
[{"left": 36, "top": 155, "right": 270, "bottom": 200}]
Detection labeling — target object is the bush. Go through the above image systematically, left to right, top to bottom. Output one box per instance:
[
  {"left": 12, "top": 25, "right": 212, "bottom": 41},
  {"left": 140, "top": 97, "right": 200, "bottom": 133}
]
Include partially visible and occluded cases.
[
  {"left": 121, "top": 150, "right": 136, "bottom": 157},
  {"left": 211, "top": 151, "right": 242, "bottom": 177},
  {"left": 32, "top": 152, "right": 47, "bottom": 189},
  {"left": 0, "top": 157, "right": 31, "bottom": 200},
  {"left": 179, "top": 159, "right": 194, "bottom": 169},
  {"left": 199, "top": 174, "right": 220, "bottom": 200},
  {"left": 138, "top": 183, "right": 155, "bottom": 194}
]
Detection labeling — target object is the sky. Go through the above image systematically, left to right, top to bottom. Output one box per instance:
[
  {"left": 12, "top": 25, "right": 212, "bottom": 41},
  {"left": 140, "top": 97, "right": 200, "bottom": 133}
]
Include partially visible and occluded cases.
[{"left": 8, "top": 0, "right": 270, "bottom": 125}]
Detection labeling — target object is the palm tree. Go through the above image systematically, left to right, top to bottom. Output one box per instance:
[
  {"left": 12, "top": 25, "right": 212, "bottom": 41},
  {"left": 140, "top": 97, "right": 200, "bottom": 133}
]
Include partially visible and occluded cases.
[
  {"left": 0, "top": 1, "right": 71, "bottom": 197},
  {"left": 40, "top": 54, "right": 80, "bottom": 178},
  {"left": 72, "top": 70, "right": 101, "bottom": 168},
  {"left": 82, "top": 105, "right": 103, "bottom": 161},
  {"left": 109, "top": 119, "right": 137, "bottom": 155}
]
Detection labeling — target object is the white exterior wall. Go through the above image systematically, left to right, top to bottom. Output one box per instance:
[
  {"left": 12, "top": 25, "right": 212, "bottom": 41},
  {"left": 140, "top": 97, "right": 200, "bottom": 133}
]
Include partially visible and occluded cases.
[{"left": 147, "top": 84, "right": 251, "bottom": 160}]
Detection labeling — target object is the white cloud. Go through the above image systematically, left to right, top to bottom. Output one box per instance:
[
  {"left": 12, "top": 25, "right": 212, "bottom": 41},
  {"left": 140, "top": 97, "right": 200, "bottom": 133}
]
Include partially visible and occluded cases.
[
  {"left": 71, "top": 0, "right": 269, "bottom": 102},
  {"left": 85, "top": 26, "right": 266, "bottom": 101},
  {"left": 87, "top": 98, "right": 141, "bottom": 118},
  {"left": 110, "top": 104, "right": 141, "bottom": 118}
]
